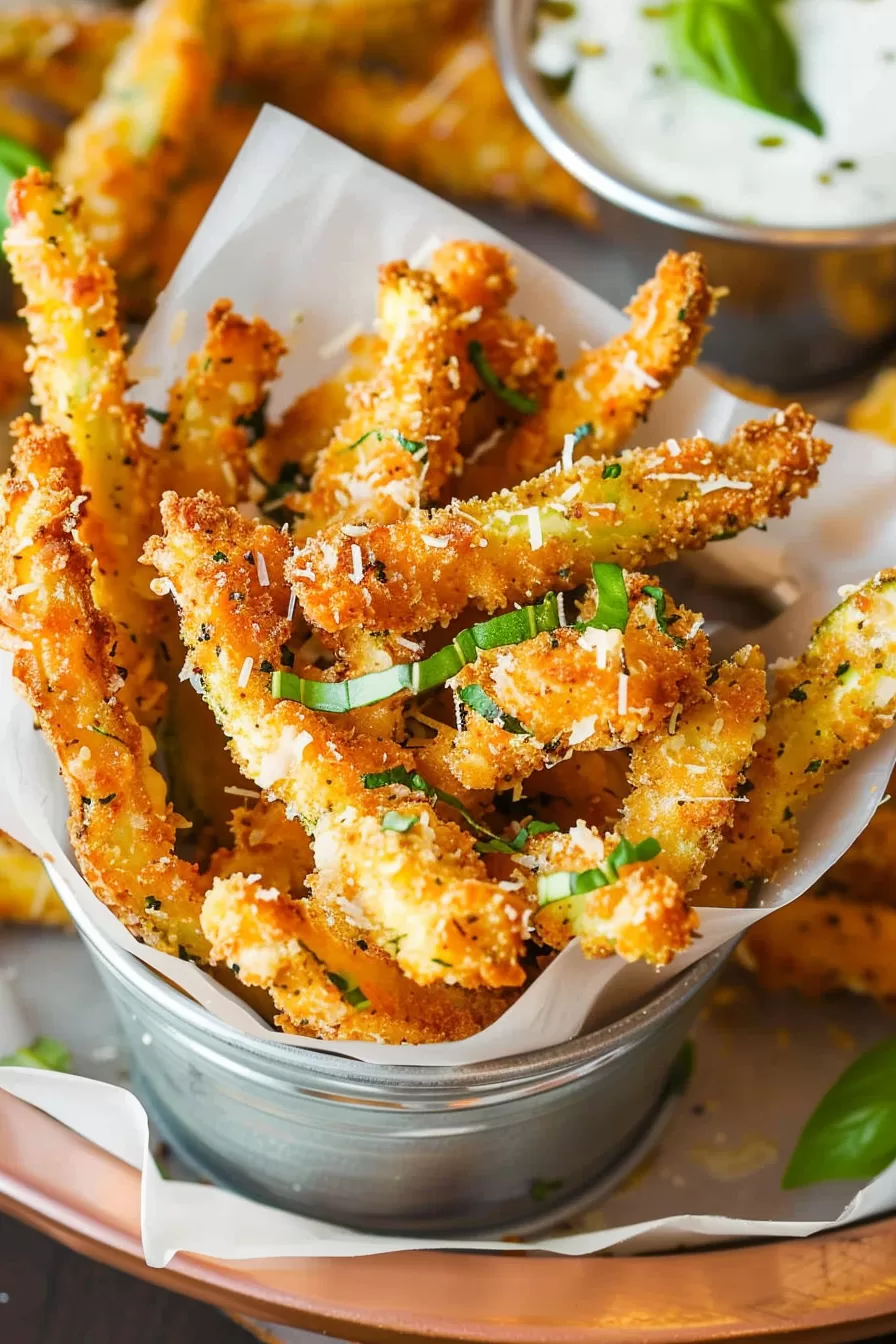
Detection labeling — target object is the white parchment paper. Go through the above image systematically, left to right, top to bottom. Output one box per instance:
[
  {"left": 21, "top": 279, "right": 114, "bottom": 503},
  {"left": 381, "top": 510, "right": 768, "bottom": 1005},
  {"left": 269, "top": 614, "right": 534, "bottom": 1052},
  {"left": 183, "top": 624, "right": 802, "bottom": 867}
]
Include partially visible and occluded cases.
[{"left": 2, "top": 105, "right": 896, "bottom": 1261}]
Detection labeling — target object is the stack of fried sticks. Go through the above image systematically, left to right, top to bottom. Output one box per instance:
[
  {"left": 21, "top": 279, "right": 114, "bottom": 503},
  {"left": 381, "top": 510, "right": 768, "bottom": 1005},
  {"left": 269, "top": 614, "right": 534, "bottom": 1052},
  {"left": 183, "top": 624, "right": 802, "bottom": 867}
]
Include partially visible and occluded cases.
[{"left": 2, "top": 157, "right": 896, "bottom": 1042}]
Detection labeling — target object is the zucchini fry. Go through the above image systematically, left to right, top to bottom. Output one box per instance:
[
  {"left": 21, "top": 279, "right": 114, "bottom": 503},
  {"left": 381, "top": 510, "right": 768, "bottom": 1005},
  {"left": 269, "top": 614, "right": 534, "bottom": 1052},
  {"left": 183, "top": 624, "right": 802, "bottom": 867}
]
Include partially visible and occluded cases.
[
  {"left": 54, "top": 0, "right": 221, "bottom": 278},
  {"left": 0, "top": 8, "right": 131, "bottom": 117},
  {"left": 285, "top": 33, "right": 597, "bottom": 227},
  {"left": 6, "top": 169, "right": 163, "bottom": 721},
  {"left": 464, "top": 251, "right": 715, "bottom": 493},
  {"left": 295, "top": 262, "right": 473, "bottom": 533},
  {"left": 159, "top": 299, "right": 287, "bottom": 507},
  {"left": 289, "top": 405, "right": 829, "bottom": 638},
  {"left": 0, "top": 422, "right": 208, "bottom": 958},
  {"left": 144, "top": 492, "right": 528, "bottom": 990},
  {"left": 702, "top": 572, "right": 896, "bottom": 907},
  {"left": 446, "top": 574, "right": 710, "bottom": 792},
  {"left": 621, "top": 647, "right": 768, "bottom": 893},
  {"left": 737, "top": 796, "right": 896, "bottom": 998},
  {"left": 206, "top": 813, "right": 514, "bottom": 1041},
  {"left": 527, "top": 825, "right": 698, "bottom": 965},
  {"left": 0, "top": 833, "right": 68, "bottom": 926}
]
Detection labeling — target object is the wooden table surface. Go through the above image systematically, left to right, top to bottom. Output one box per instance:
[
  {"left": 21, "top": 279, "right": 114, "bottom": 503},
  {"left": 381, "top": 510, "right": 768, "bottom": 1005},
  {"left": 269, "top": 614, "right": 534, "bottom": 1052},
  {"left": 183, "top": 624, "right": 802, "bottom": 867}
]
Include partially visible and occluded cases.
[{"left": 0, "top": 1212, "right": 255, "bottom": 1343}]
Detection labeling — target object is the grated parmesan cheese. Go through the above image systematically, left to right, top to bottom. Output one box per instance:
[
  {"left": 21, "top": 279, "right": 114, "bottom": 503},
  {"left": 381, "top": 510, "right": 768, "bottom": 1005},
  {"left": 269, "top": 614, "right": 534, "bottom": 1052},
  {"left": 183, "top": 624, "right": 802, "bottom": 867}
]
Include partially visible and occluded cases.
[
  {"left": 620, "top": 348, "right": 661, "bottom": 389},
  {"left": 560, "top": 434, "right": 575, "bottom": 470},
  {"left": 697, "top": 476, "right": 754, "bottom": 495},
  {"left": 560, "top": 481, "right": 582, "bottom": 502},
  {"left": 526, "top": 507, "right": 543, "bottom": 551},
  {"left": 421, "top": 534, "right": 450, "bottom": 548},
  {"left": 349, "top": 544, "right": 364, "bottom": 584},
  {"left": 255, "top": 552, "right": 270, "bottom": 587},
  {"left": 8, "top": 583, "right": 38, "bottom": 599},
  {"left": 287, "top": 589, "right": 297, "bottom": 622},
  {"left": 238, "top": 656, "right": 253, "bottom": 688},
  {"left": 617, "top": 673, "right": 629, "bottom": 715},
  {"left": 568, "top": 714, "right": 597, "bottom": 746},
  {"left": 257, "top": 727, "right": 313, "bottom": 789},
  {"left": 223, "top": 785, "right": 261, "bottom": 799}
]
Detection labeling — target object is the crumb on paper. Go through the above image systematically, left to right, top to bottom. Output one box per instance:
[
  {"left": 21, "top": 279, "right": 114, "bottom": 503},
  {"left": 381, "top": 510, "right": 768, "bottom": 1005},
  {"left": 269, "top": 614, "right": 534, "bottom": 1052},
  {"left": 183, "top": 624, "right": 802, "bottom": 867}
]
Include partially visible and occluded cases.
[{"left": 689, "top": 1136, "right": 779, "bottom": 1182}]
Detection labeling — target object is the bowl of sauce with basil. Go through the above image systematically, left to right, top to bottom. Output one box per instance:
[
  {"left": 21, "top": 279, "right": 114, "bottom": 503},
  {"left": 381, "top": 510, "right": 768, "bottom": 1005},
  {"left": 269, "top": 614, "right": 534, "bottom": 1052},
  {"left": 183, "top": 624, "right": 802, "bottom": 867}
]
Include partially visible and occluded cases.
[{"left": 494, "top": 0, "right": 896, "bottom": 387}]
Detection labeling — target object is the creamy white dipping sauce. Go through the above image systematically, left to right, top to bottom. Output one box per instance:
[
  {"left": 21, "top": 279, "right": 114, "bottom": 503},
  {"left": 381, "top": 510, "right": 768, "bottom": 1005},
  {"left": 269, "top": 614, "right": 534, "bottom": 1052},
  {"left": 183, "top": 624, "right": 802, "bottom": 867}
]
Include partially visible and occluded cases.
[{"left": 530, "top": 0, "right": 896, "bottom": 228}]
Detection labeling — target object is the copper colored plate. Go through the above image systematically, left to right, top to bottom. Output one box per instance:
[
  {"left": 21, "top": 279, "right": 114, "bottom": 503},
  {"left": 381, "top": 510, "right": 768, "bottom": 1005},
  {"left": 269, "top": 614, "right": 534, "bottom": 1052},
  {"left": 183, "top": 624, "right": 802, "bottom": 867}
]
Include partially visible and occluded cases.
[{"left": 3, "top": 1091, "right": 896, "bottom": 1344}]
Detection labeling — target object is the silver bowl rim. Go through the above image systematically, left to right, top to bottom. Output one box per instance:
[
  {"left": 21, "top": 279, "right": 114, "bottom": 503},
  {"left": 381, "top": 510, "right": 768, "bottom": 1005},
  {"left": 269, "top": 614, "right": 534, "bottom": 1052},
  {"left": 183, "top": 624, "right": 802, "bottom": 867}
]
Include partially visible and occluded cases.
[
  {"left": 492, "top": 0, "right": 896, "bottom": 250},
  {"left": 72, "top": 876, "right": 730, "bottom": 1092}
]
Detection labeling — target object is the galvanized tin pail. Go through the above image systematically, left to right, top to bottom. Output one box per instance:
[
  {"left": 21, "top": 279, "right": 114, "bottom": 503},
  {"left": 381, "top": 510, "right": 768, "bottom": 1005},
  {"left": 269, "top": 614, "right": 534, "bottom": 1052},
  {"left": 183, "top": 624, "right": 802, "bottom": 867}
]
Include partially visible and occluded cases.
[{"left": 74, "top": 904, "right": 729, "bottom": 1235}]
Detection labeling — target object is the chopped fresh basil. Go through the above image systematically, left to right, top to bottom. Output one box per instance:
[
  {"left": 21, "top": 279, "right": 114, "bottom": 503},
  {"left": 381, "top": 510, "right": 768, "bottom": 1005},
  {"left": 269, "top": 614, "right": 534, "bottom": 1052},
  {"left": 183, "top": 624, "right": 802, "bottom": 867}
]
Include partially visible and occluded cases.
[
  {"left": 468, "top": 340, "right": 539, "bottom": 414},
  {"left": 146, "top": 407, "right": 169, "bottom": 425},
  {"left": 572, "top": 421, "right": 594, "bottom": 443},
  {"left": 344, "top": 428, "right": 428, "bottom": 461},
  {"left": 602, "top": 461, "right": 622, "bottom": 479},
  {"left": 588, "top": 562, "right": 630, "bottom": 633},
  {"left": 642, "top": 583, "right": 670, "bottom": 635},
  {"left": 458, "top": 684, "right": 530, "bottom": 736},
  {"left": 381, "top": 811, "right": 419, "bottom": 833},
  {"left": 537, "top": 835, "right": 662, "bottom": 905},
  {"left": 326, "top": 972, "right": 371, "bottom": 1012}
]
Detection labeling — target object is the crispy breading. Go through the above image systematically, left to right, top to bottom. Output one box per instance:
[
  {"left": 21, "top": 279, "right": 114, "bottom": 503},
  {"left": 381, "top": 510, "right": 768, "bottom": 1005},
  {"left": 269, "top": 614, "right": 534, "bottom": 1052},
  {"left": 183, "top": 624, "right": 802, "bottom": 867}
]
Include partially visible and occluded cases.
[
  {"left": 54, "top": 0, "right": 221, "bottom": 278},
  {"left": 0, "top": 8, "right": 131, "bottom": 117},
  {"left": 284, "top": 33, "right": 597, "bottom": 227},
  {"left": 6, "top": 170, "right": 164, "bottom": 721},
  {"left": 430, "top": 241, "right": 518, "bottom": 313},
  {"left": 489, "top": 252, "right": 717, "bottom": 487},
  {"left": 295, "top": 263, "right": 473, "bottom": 533},
  {"left": 158, "top": 299, "right": 287, "bottom": 507},
  {"left": 254, "top": 332, "right": 385, "bottom": 489},
  {"left": 847, "top": 369, "right": 896, "bottom": 445},
  {"left": 289, "top": 406, "right": 830, "bottom": 638},
  {"left": 0, "top": 423, "right": 208, "bottom": 958},
  {"left": 144, "top": 492, "right": 527, "bottom": 989},
  {"left": 702, "top": 572, "right": 896, "bottom": 907},
  {"left": 445, "top": 574, "right": 710, "bottom": 792},
  {"left": 621, "top": 647, "right": 768, "bottom": 894},
  {"left": 524, "top": 750, "right": 628, "bottom": 833},
  {"left": 737, "top": 797, "right": 896, "bottom": 998},
  {"left": 528, "top": 826, "right": 698, "bottom": 965},
  {"left": 0, "top": 833, "right": 69, "bottom": 926},
  {"left": 202, "top": 872, "right": 512, "bottom": 1041}
]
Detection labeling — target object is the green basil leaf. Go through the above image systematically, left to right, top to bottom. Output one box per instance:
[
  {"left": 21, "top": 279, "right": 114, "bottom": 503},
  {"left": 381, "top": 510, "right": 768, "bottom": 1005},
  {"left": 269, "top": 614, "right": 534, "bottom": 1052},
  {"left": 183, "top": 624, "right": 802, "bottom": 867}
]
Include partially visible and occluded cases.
[
  {"left": 669, "top": 0, "right": 823, "bottom": 137},
  {"left": 468, "top": 340, "right": 539, "bottom": 413},
  {"left": 585, "top": 562, "right": 630, "bottom": 633},
  {"left": 642, "top": 583, "right": 670, "bottom": 635},
  {"left": 458, "top": 684, "right": 530, "bottom": 736},
  {"left": 381, "top": 811, "right": 419, "bottom": 833},
  {"left": 1, "top": 1035, "right": 71, "bottom": 1072},
  {"left": 783, "top": 1037, "right": 896, "bottom": 1188}
]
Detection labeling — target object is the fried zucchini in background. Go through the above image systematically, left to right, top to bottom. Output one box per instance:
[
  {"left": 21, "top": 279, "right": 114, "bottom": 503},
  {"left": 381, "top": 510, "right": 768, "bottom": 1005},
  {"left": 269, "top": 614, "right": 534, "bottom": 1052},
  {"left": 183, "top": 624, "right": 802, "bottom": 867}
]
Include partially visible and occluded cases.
[
  {"left": 54, "top": 0, "right": 221, "bottom": 281},
  {"left": 848, "top": 369, "right": 896, "bottom": 445},
  {"left": 737, "top": 793, "right": 896, "bottom": 1000},
  {"left": 0, "top": 833, "right": 68, "bottom": 926}
]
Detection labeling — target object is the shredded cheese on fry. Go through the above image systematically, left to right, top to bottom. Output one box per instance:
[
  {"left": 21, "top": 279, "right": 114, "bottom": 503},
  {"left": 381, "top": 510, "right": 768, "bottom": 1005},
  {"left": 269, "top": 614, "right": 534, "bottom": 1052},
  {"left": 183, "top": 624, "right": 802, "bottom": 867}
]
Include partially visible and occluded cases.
[
  {"left": 349, "top": 544, "right": 364, "bottom": 584},
  {"left": 255, "top": 552, "right": 270, "bottom": 587},
  {"left": 238, "top": 657, "right": 253, "bottom": 688}
]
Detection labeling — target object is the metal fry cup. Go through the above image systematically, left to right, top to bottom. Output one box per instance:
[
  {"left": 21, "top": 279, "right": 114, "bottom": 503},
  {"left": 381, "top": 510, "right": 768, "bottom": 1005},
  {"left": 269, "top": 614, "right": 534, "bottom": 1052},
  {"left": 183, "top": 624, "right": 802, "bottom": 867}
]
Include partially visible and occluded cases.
[
  {"left": 493, "top": 0, "right": 896, "bottom": 390},
  {"left": 73, "top": 895, "right": 728, "bottom": 1235}
]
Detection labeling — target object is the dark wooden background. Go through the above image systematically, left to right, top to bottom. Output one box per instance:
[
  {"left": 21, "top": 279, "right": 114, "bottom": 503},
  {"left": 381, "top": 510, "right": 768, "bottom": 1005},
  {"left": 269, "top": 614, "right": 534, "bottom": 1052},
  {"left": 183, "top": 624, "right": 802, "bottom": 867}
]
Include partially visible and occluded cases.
[{"left": 0, "top": 1212, "right": 254, "bottom": 1343}]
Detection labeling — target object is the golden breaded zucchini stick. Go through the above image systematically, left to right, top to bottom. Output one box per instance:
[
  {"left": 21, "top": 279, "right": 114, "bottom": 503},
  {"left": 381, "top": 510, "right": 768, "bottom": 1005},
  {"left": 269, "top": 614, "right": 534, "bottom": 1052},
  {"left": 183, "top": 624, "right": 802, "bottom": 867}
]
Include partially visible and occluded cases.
[
  {"left": 54, "top": 0, "right": 220, "bottom": 277},
  {"left": 0, "top": 8, "right": 131, "bottom": 117},
  {"left": 285, "top": 33, "right": 597, "bottom": 227},
  {"left": 6, "top": 170, "right": 163, "bottom": 721},
  {"left": 496, "top": 252, "right": 716, "bottom": 485},
  {"left": 296, "top": 262, "right": 473, "bottom": 533},
  {"left": 158, "top": 299, "right": 286, "bottom": 507},
  {"left": 847, "top": 369, "right": 896, "bottom": 445},
  {"left": 290, "top": 406, "right": 830, "bottom": 638},
  {"left": 0, "top": 423, "right": 208, "bottom": 958},
  {"left": 145, "top": 493, "right": 527, "bottom": 989},
  {"left": 702, "top": 572, "right": 896, "bottom": 907},
  {"left": 446, "top": 573, "right": 710, "bottom": 792},
  {"left": 621, "top": 647, "right": 768, "bottom": 893},
  {"left": 737, "top": 797, "right": 896, "bottom": 997},
  {"left": 206, "top": 813, "right": 514, "bottom": 1041},
  {"left": 527, "top": 826, "right": 698, "bottom": 966},
  {"left": 0, "top": 833, "right": 68, "bottom": 926}
]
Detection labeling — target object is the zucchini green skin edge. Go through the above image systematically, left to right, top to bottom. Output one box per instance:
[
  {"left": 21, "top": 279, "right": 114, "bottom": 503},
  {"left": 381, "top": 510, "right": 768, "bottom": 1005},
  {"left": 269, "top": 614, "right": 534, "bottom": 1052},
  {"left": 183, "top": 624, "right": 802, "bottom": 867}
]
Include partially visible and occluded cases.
[{"left": 702, "top": 572, "right": 896, "bottom": 906}]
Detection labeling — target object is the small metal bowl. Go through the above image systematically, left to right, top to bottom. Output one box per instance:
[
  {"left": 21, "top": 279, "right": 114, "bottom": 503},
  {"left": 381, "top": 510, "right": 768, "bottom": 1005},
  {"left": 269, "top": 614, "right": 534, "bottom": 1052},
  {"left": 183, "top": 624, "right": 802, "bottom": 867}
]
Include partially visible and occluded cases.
[
  {"left": 493, "top": 0, "right": 896, "bottom": 390},
  {"left": 70, "top": 888, "right": 729, "bottom": 1236}
]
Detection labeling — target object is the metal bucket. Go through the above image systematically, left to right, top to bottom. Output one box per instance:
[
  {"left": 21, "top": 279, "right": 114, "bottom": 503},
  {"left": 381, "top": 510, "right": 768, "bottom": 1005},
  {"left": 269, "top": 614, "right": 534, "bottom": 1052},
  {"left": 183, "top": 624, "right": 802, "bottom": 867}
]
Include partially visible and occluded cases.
[{"left": 74, "top": 903, "right": 729, "bottom": 1236}]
